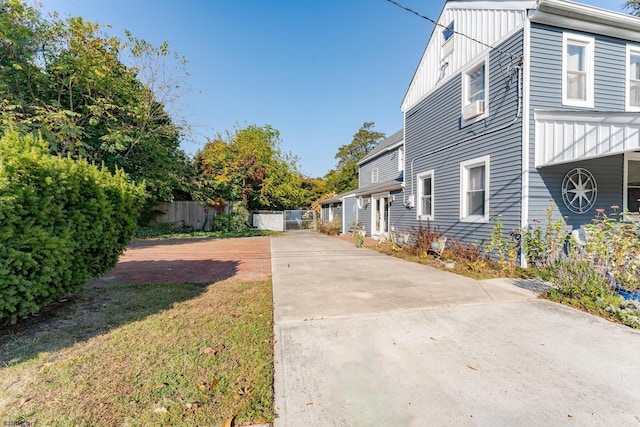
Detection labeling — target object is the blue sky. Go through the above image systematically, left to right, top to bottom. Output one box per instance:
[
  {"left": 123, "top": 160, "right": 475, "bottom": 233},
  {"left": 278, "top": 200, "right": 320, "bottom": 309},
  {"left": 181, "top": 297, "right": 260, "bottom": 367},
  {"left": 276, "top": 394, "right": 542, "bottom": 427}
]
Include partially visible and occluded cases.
[{"left": 38, "top": 0, "right": 626, "bottom": 178}]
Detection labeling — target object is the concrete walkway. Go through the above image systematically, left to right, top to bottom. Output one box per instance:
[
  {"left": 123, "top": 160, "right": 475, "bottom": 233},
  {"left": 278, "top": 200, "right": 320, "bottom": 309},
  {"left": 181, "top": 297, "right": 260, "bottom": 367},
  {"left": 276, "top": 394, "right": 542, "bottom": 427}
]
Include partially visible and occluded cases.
[{"left": 272, "top": 232, "right": 640, "bottom": 427}]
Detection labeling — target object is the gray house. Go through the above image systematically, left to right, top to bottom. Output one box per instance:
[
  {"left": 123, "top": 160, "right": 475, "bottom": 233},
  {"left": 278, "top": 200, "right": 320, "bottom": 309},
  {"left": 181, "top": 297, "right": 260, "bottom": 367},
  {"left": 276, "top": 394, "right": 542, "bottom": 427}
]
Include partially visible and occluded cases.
[
  {"left": 324, "top": 0, "right": 640, "bottom": 259},
  {"left": 394, "top": 0, "right": 640, "bottom": 251}
]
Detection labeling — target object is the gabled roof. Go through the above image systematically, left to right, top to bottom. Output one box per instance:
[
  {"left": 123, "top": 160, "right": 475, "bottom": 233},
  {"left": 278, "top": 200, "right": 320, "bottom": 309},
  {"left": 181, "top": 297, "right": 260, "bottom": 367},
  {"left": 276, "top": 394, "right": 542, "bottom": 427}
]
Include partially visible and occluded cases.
[
  {"left": 401, "top": 0, "right": 535, "bottom": 113},
  {"left": 402, "top": 0, "right": 640, "bottom": 113},
  {"left": 358, "top": 129, "right": 404, "bottom": 165},
  {"left": 319, "top": 190, "right": 356, "bottom": 205}
]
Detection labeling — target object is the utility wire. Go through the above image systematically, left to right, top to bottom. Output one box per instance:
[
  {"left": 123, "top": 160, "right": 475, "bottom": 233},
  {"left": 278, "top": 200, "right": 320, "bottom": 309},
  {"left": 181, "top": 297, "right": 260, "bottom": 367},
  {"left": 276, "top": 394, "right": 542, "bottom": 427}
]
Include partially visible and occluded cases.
[{"left": 384, "top": 0, "right": 517, "bottom": 58}]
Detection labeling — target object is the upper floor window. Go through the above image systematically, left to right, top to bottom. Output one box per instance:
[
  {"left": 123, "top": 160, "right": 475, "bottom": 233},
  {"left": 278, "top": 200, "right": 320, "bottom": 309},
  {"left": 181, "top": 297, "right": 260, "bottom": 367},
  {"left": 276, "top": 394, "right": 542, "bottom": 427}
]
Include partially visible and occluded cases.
[
  {"left": 442, "top": 21, "right": 454, "bottom": 58},
  {"left": 562, "top": 33, "right": 594, "bottom": 108},
  {"left": 627, "top": 45, "right": 640, "bottom": 111},
  {"left": 462, "top": 58, "right": 488, "bottom": 123},
  {"left": 398, "top": 146, "right": 404, "bottom": 171},
  {"left": 460, "top": 156, "right": 490, "bottom": 222},
  {"left": 371, "top": 168, "right": 379, "bottom": 184},
  {"left": 416, "top": 170, "right": 434, "bottom": 220}
]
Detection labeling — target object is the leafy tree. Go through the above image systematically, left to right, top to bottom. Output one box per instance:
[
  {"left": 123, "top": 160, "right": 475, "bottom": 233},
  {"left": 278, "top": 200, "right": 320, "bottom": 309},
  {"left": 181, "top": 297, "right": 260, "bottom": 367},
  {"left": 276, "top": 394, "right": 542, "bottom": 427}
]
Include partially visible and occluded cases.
[
  {"left": 0, "top": 0, "right": 192, "bottom": 206},
  {"left": 624, "top": 0, "right": 640, "bottom": 15},
  {"left": 324, "top": 122, "right": 385, "bottom": 194},
  {"left": 194, "top": 124, "right": 304, "bottom": 210}
]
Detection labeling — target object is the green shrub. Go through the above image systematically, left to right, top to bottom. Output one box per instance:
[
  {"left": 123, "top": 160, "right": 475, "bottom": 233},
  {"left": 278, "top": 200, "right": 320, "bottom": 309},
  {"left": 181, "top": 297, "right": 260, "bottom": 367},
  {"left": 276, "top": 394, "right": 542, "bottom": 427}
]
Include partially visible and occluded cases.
[
  {"left": 0, "top": 130, "right": 145, "bottom": 325},
  {"left": 210, "top": 212, "right": 250, "bottom": 232},
  {"left": 318, "top": 220, "right": 341, "bottom": 236}
]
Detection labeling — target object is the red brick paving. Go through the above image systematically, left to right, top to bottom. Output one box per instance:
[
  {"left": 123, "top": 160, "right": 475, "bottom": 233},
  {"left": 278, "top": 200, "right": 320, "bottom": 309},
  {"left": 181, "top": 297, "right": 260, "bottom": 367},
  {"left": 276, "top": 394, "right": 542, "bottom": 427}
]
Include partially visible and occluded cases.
[{"left": 93, "top": 236, "right": 271, "bottom": 286}]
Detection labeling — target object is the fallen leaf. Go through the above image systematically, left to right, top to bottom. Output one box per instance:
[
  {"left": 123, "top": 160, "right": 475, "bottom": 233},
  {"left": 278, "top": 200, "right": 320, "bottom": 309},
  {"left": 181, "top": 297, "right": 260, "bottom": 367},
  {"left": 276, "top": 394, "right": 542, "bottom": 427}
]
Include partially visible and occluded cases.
[
  {"left": 231, "top": 314, "right": 239, "bottom": 318},
  {"left": 167, "top": 315, "right": 175, "bottom": 320},
  {"left": 430, "top": 337, "right": 437, "bottom": 341},
  {"left": 218, "top": 343, "right": 227, "bottom": 350},
  {"left": 201, "top": 347, "right": 217, "bottom": 355},
  {"left": 119, "top": 355, "right": 126, "bottom": 361},
  {"left": 467, "top": 365, "right": 478, "bottom": 371},
  {"left": 209, "top": 378, "right": 217, "bottom": 391},
  {"left": 198, "top": 382, "right": 207, "bottom": 391},
  {"left": 156, "top": 383, "right": 168, "bottom": 389},
  {"left": 186, "top": 402, "right": 199, "bottom": 410},
  {"left": 306, "top": 402, "right": 314, "bottom": 406},
  {"left": 154, "top": 407, "right": 168, "bottom": 413},
  {"left": 223, "top": 414, "right": 234, "bottom": 427},
  {"left": 568, "top": 415, "right": 574, "bottom": 419}
]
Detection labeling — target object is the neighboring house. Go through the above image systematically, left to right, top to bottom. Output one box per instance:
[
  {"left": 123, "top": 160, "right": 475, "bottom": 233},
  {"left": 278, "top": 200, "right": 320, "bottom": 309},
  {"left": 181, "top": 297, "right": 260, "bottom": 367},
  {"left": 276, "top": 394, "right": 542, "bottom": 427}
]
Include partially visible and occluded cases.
[
  {"left": 389, "top": 0, "right": 640, "bottom": 257},
  {"left": 320, "top": 130, "right": 404, "bottom": 237}
]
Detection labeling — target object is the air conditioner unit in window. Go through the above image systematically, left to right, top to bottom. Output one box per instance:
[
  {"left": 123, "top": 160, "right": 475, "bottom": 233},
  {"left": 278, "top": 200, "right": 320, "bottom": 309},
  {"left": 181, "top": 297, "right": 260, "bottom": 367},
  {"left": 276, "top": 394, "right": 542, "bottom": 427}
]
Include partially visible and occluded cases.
[{"left": 463, "top": 100, "right": 485, "bottom": 120}]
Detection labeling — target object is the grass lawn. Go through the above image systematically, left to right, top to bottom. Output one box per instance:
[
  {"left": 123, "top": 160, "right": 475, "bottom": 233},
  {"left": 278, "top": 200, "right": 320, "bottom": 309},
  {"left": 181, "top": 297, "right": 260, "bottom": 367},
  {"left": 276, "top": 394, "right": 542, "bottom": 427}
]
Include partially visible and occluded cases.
[{"left": 0, "top": 279, "right": 274, "bottom": 426}]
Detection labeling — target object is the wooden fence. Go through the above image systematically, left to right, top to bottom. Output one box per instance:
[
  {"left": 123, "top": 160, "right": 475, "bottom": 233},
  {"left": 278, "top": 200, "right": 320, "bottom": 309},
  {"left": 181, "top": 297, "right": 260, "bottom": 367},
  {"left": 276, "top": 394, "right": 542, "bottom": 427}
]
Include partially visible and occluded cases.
[{"left": 152, "top": 201, "right": 229, "bottom": 231}]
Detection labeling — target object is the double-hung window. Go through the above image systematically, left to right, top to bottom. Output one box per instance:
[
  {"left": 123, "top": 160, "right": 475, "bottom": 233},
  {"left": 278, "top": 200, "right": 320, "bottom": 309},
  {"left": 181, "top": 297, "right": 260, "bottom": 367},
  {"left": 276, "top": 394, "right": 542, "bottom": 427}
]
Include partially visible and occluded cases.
[
  {"left": 562, "top": 33, "right": 594, "bottom": 108},
  {"left": 627, "top": 45, "right": 640, "bottom": 111},
  {"left": 462, "top": 58, "right": 488, "bottom": 122},
  {"left": 460, "top": 156, "right": 490, "bottom": 222},
  {"left": 371, "top": 168, "right": 379, "bottom": 184},
  {"left": 416, "top": 170, "right": 434, "bottom": 220}
]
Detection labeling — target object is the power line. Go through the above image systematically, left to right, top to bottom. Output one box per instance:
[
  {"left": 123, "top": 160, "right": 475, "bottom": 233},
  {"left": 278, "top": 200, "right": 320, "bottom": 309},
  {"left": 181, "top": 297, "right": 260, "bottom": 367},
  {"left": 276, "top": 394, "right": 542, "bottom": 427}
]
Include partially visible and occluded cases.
[{"left": 384, "top": 0, "right": 517, "bottom": 58}]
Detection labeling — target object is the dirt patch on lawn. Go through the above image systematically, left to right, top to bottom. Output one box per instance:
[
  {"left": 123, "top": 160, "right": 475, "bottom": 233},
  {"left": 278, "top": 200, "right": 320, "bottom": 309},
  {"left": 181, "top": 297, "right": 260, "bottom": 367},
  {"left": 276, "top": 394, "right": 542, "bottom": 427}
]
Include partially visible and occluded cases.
[{"left": 91, "top": 236, "right": 272, "bottom": 286}]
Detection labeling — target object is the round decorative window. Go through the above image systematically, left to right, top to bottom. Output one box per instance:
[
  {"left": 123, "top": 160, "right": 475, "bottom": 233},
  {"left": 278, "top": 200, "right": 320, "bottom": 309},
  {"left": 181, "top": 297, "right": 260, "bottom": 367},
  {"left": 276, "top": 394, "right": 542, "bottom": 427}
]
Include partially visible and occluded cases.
[
  {"left": 561, "top": 168, "right": 597, "bottom": 214},
  {"left": 357, "top": 196, "right": 364, "bottom": 209}
]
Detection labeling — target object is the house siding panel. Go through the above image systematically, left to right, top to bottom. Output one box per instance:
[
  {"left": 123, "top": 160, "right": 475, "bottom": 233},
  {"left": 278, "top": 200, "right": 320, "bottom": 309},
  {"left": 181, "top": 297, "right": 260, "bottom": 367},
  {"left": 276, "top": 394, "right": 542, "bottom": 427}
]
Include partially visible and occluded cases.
[
  {"left": 529, "top": 23, "right": 627, "bottom": 226},
  {"left": 398, "top": 31, "right": 524, "bottom": 243},
  {"left": 360, "top": 149, "right": 402, "bottom": 187},
  {"left": 343, "top": 196, "right": 358, "bottom": 233}
]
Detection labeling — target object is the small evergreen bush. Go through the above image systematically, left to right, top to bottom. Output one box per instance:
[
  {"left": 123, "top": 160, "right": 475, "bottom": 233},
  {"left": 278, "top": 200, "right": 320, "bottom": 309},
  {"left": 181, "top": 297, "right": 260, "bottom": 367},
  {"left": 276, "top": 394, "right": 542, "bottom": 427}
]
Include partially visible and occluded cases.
[{"left": 0, "top": 130, "right": 145, "bottom": 325}]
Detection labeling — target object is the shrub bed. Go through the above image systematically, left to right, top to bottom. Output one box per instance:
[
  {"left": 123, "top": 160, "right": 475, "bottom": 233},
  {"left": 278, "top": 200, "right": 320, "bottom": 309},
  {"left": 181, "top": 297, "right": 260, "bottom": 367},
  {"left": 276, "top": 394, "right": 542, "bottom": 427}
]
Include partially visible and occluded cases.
[{"left": 0, "top": 130, "right": 145, "bottom": 324}]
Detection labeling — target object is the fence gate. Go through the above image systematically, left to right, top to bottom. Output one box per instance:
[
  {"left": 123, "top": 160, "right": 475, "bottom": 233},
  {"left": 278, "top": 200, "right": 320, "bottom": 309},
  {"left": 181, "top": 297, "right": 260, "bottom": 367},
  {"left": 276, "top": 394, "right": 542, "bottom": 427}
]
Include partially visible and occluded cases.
[{"left": 284, "top": 210, "right": 316, "bottom": 231}]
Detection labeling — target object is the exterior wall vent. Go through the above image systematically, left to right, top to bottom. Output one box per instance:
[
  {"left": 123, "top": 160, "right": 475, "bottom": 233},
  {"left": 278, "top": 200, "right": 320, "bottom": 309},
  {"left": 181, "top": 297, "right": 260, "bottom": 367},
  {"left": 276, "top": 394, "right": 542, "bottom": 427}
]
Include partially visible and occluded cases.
[{"left": 463, "top": 100, "right": 485, "bottom": 120}]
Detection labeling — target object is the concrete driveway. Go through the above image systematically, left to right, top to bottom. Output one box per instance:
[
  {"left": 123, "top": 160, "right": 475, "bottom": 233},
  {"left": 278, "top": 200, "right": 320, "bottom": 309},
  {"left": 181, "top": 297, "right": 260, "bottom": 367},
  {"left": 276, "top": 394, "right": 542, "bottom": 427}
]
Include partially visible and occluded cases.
[{"left": 272, "top": 232, "right": 640, "bottom": 427}]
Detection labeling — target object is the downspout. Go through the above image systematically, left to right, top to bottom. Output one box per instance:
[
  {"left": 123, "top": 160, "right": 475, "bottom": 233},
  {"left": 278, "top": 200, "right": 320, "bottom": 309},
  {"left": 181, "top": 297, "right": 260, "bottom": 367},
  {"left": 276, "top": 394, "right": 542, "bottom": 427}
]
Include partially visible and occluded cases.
[{"left": 404, "top": 61, "right": 523, "bottom": 206}]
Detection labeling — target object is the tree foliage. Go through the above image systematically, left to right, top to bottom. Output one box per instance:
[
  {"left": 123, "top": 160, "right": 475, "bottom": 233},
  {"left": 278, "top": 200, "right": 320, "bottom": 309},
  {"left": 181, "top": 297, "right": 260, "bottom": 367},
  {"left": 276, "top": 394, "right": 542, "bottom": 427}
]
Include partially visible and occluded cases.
[
  {"left": 0, "top": 0, "right": 192, "bottom": 204},
  {"left": 624, "top": 0, "right": 640, "bottom": 16},
  {"left": 324, "top": 122, "right": 385, "bottom": 194},
  {"left": 194, "top": 124, "right": 304, "bottom": 210}
]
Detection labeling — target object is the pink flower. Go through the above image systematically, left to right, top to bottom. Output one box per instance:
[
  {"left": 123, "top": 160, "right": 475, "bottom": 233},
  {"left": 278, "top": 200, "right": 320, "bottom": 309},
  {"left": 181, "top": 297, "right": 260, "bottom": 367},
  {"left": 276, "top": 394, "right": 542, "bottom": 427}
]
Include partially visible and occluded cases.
[{"left": 596, "top": 208, "right": 605, "bottom": 213}]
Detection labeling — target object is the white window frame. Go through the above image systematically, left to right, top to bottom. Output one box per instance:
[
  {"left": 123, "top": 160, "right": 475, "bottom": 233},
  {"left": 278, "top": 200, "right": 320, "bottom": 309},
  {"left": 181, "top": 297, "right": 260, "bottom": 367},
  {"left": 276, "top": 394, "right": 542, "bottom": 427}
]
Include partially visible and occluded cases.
[
  {"left": 442, "top": 21, "right": 454, "bottom": 59},
  {"left": 562, "top": 32, "right": 594, "bottom": 108},
  {"left": 626, "top": 44, "right": 640, "bottom": 112},
  {"left": 461, "top": 56, "right": 489, "bottom": 125},
  {"left": 398, "top": 146, "right": 404, "bottom": 172},
  {"left": 624, "top": 152, "right": 640, "bottom": 216},
  {"left": 460, "top": 155, "right": 490, "bottom": 222},
  {"left": 371, "top": 168, "right": 379, "bottom": 184},
  {"left": 416, "top": 170, "right": 434, "bottom": 220}
]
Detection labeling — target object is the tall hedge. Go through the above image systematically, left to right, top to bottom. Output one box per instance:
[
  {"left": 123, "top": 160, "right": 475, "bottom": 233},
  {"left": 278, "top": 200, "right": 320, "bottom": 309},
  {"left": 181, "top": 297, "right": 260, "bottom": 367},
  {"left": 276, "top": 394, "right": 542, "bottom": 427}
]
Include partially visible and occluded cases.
[{"left": 0, "top": 130, "right": 145, "bottom": 325}]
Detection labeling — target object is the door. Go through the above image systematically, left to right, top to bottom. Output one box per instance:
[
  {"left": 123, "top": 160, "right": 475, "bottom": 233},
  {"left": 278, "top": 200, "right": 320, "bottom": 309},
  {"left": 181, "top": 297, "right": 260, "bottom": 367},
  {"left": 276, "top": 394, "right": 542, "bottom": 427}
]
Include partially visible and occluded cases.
[{"left": 371, "top": 194, "right": 389, "bottom": 238}]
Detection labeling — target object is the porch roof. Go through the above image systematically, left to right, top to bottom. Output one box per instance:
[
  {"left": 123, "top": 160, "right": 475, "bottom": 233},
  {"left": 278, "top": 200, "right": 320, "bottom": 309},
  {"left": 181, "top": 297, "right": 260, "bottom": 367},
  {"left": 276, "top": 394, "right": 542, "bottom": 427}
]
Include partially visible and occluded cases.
[
  {"left": 534, "top": 110, "right": 640, "bottom": 167},
  {"left": 354, "top": 178, "right": 403, "bottom": 196}
]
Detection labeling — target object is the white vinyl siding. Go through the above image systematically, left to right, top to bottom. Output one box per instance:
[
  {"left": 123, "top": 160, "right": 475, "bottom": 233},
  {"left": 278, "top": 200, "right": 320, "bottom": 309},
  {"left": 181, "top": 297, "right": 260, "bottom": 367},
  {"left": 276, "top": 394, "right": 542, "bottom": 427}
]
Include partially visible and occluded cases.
[
  {"left": 562, "top": 33, "right": 594, "bottom": 108},
  {"left": 627, "top": 44, "right": 640, "bottom": 111},
  {"left": 460, "top": 156, "right": 490, "bottom": 222},
  {"left": 416, "top": 170, "right": 434, "bottom": 220}
]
